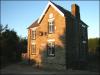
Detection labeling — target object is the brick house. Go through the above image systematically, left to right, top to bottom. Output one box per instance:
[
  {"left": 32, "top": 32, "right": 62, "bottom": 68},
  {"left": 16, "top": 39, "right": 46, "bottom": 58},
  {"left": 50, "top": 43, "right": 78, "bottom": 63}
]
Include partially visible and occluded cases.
[{"left": 27, "top": 1, "right": 88, "bottom": 70}]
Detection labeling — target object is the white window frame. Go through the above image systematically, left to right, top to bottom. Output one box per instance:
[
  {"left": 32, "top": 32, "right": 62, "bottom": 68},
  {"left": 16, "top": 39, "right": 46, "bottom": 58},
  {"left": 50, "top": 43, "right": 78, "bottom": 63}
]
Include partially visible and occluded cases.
[
  {"left": 48, "top": 13, "right": 55, "bottom": 33},
  {"left": 49, "top": 21, "right": 54, "bottom": 33},
  {"left": 32, "top": 30, "right": 36, "bottom": 40},
  {"left": 47, "top": 39, "right": 55, "bottom": 56},
  {"left": 82, "top": 40, "right": 86, "bottom": 44},
  {"left": 31, "top": 43, "right": 36, "bottom": 54}
]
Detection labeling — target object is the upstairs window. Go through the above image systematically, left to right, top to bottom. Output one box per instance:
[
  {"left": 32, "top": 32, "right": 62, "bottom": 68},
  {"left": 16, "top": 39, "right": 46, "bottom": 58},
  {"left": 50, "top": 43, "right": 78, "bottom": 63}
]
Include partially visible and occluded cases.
[
  {"left": 48, "top": 13, "right": 55, "bottom": 33},
  {"left": 48, "top": 21, "right": 55, "bottom": 33},
  {"left": 32, "top": 31, "right": 36, "bottom": 40},
  {"left": 82, "top": 40, "right": 86, "bottom": 44},
  {"left": 47, "top": 41, "right": 55, "bottom": 57}
]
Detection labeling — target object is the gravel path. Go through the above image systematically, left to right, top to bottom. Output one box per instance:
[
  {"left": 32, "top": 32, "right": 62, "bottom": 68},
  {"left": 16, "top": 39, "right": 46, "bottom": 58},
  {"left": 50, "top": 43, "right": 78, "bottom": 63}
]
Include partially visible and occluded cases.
[{"left": 0, "top": 62, "right": 99, "bottom": 75}]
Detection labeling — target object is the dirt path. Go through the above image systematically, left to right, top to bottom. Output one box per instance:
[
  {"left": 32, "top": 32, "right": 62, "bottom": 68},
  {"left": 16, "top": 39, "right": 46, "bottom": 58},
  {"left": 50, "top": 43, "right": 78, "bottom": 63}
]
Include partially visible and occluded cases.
[{"left": 0, "top": 62, "right": 99, "bottom": 75}]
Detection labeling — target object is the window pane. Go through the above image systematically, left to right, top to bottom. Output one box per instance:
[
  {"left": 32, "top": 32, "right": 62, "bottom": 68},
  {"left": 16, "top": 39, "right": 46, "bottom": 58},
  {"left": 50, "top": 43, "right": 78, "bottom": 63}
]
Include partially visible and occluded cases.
[
  {"left": 48, "top": 21, "right": 54, "bottom": 33},
  {"left": 50, "top": 25, "right": 52, "bottom": 33},
  {"left": 32, "top": 31, "right": 36, "bottom": 39},
  {"left": 47, "top": 42, "right": 55, "bottom": 56},
  {"left": 31, "top": 44, "right": 36, "bottom": 54},
  {"left": 51, "top": 47, "right": 55, "bottom": 55}
]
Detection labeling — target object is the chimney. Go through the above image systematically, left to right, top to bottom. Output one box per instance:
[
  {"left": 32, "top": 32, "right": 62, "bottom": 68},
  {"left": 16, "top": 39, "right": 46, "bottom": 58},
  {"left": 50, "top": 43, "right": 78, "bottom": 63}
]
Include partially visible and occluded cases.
[{"left": 71, "top": 4, "right": 80, "bottom": 19}]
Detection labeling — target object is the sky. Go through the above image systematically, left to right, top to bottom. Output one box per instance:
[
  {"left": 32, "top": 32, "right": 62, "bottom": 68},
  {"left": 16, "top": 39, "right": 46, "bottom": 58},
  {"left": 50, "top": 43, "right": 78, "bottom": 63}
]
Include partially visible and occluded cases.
[{"left": 1, "top": 0, "right": 99, "bottom": 39}]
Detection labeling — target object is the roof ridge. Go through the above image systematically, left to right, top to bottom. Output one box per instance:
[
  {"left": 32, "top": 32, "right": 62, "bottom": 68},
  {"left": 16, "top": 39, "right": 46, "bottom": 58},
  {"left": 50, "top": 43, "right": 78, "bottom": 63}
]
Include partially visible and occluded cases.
[
  {"left": 27, "top": 1, "right": 88, "bottom": 29},
  {"left": 38, "top": 1, "right": 65, "bottom": 23}
]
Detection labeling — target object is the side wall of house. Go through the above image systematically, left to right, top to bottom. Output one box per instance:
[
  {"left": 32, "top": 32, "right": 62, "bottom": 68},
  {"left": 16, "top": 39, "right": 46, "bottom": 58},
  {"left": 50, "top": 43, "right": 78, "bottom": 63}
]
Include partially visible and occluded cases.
[
  {"left": 27, "top": 3, "right": 88, "bottom": 70},
  {"left": 36, "top": 5, "right": 66, "bottom": 70},
  {"left": 65, "top": 13, "right": 81, "bottom": 68},
  {"left": 65, "top": 14, "right": 88, "bottom": 69},
  {"left": 65, "top": 15, "right": 79, "bottom": 68},
  {"left": 80, "top": 25, "right": 88, "bottom": 62},
  {"left": 27, "top": 29, "right": 31, "bottom": 59}
]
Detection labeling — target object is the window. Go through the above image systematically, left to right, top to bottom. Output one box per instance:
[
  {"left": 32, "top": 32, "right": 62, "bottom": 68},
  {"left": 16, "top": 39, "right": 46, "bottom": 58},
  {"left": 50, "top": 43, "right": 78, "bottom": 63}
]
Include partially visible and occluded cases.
[
  {"left": 48, "top": 13, "right": 55, "bottom": 33},
  {"left": 49, "top": 13, "right": 53, "bottom": 19},
  {"left": 48, "top": 20, "right": 54, "bottom": 33},
  {"left": 49, "top": 21, "right": 54, "bottom": 33},
  {"left": 82, "top": 24, "right": 86, "bottom": 28},
  {"left": 32, "top": 31, "right": 36, "bottom": 40},
  {"left": 47, "top": 41, "right": 55, "bottom": 56},
  {"left": 82, "top": 41, "right": 86, "bottom": 44},
  {"left": 31, "top": 44, "right": 36, "bottom": 54}
]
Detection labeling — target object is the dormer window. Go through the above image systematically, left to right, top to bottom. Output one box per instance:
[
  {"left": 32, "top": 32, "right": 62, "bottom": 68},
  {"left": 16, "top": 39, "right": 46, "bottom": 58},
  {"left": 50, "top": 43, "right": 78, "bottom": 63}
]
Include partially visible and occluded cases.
[
  {"left": 48, "top": 13, "right": 55, "bottom": 33},
  {"left": 32, "top": 30, "right": 36, "bottom": 40}
]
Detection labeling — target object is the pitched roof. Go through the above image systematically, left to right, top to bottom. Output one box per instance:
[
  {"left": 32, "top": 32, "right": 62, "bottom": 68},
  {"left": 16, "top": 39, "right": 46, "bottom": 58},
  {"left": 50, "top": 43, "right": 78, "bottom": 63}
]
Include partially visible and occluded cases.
[
  {"left": 28, "top": 1, "right": 88, "bottom": 29},
  {"left": 38, "top": 1, "right": 69, "bottom": 23},
  {"left": 51, "top": 1, "right": 68, "bottom": 15},
  {"left": 52, "top": 2, "right": 75, "bottom": 18},
  {"left": 53, "top": 2, "right": 88, "bottom": 27},
  {"left": 27, "top": 19, "right": 39, "bottom": 29},
  {"left": 80, "top": 20, "right": 88, "bottom": 27}
]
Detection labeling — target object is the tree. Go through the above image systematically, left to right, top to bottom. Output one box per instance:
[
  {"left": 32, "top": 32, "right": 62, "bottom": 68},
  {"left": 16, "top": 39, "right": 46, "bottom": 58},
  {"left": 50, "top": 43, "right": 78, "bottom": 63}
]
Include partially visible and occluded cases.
[
  {"left": 0, "top": 24, "right": 27, "bottom": 64},
  {"left": 1, "top": 29, "right": 19, "bottom": 62},
  {"left": 18, "top": 37, "right": 27, "bottom": 53},
  {"left": 88, "top": 38, "right": 99, "bottom": 54},
  {"left": 88, "top": 38, "right": 100, "bottom": 63}
]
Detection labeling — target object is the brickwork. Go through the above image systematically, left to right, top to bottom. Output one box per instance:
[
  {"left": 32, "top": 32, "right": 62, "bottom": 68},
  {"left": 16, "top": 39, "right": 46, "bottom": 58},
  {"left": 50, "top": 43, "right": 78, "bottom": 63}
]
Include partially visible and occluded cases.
[{"left": 27, "top": 2, "right": 88, "bottom": 70}]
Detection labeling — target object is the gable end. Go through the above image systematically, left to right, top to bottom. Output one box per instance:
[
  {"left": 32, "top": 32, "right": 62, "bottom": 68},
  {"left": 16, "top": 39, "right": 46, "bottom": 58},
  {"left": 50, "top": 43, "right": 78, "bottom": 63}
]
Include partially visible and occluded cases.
[{"left": 38, "top": 1, "right": 64, "bottom": 23}]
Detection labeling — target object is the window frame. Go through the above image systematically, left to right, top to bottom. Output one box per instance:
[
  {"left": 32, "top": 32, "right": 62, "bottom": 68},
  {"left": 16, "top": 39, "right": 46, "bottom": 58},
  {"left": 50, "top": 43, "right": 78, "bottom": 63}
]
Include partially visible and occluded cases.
[
  {"left": 48, "top": 13, "right": 55, "bottom": 34},
  {"left": 48, "top": 20, "right": 55, "bottom": 33},
  {"left": 32, "top": 30, "right": 36, "bottom": 40},
  {"left": 47, "top": 41, "right": 55, "bottom": 57},
  {"left": 31, "top": 44, "right": 36, "bottom": 55}
]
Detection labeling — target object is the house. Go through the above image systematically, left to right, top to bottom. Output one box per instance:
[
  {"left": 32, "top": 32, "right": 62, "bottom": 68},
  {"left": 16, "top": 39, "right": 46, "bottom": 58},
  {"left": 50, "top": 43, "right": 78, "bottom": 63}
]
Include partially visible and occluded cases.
[{"left": 27, "top": 1, "right": 88, "bottom": 70}]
